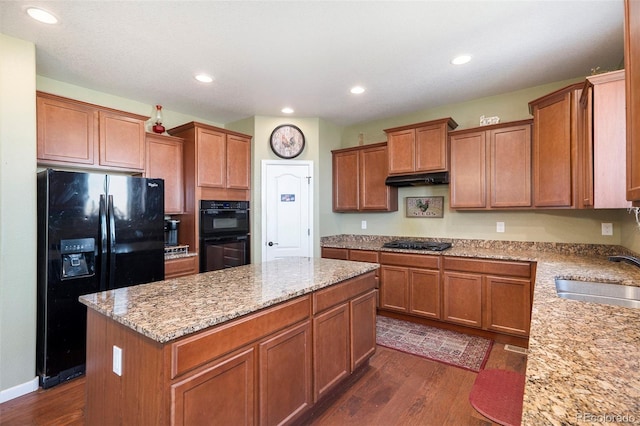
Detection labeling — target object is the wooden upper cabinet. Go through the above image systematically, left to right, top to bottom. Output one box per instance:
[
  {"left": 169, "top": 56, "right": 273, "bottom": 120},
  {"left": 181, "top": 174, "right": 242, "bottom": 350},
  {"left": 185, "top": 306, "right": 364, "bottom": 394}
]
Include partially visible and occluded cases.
[
  {"left": 625, "top": 0, "right": 640, "bottom": 204},
  {"left": 581, "top": 70, "right": 631, "bottom": 209},
  {"left": 529, "top": 84, "right": 583, "bottom": 208},
  {"left": 37, "top": 92, "right": 148, "bottom": 171},
  {"left": 37, "top": 93, "right": 97, "bottom": 165},
  {"left": 99, "top": 110, "right": 146, "bottom": 170},
  {"left": 385, "top": 118, "right": 458, "bottom": 175},
  {"left": 449, "top": 120, "right": 532, "bottom": 209},
  {"left": 169, "top": 121, "right": 252, "bottom": 192},
  {"left": 490, "top": 124, "right": 532, "bottom": 207},
  {"left": 196, "top": 127, "right": 226, "bottom": 188},
  {"left": 450, "top": 130, "right": 487, "bottom": 208},
  {"left": 146, "top": 133, "right": 184, "bottom": 214},
  {"left": 226, "top": 134, "right": 251, "bottom": 190},
  {"left": 332, "top": 142, "right": 397, "bottom": 212},
  {"left": 332, "top": 149, "right": 359, "bottom": 211}
]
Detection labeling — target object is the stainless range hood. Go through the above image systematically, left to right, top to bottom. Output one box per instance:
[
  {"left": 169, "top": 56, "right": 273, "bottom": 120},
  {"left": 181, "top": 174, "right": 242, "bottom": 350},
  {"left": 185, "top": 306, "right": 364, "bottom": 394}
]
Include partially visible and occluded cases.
[{"left": 385, "top": 171, "right": 449, "bottom": 187}]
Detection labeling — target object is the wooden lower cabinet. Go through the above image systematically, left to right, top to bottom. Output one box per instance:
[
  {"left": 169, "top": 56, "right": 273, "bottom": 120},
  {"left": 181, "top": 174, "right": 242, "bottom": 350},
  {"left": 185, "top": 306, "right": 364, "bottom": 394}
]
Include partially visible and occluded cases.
[
  {"left": 379, "top": 252, "right": 441, "bottom": 319},
  {"left": 165, "top": 256, "right": 198, "bottom": 279},
  {"left": 443, "top": 257, "right": 532, "bottom": 337},
  {"left": 379, "top": 266, "right": 409, "bottom": 312},
  {"left": 409, "top": 269, "right": 441, "bottom": 319},
  {"left": 442, "top": 271, "right": 483, "bottom": 328},
  {"left": 86, "top": 273, "right": 377, "bottom": 426},
  {"left": 484, "top": 275, "right": 531, "bottom": 336},
  {"left": 350, "top": 290, "right": 377, "bottom": 370},
  {"left": 313, "top": 304, "right": 350, "bottom": 401},
  {"left": 259, "top": 321, "right": 312, "bottom": 426},
  {"left": 172, "top": 347, "right": 255, "bottom": 426}
]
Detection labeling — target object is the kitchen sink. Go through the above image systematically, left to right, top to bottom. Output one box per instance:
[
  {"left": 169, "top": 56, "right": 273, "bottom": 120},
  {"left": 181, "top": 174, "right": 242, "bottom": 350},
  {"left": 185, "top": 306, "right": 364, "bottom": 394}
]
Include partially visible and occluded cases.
[{"left": 555, "top": 279, "right": 640, "bottom": 309}]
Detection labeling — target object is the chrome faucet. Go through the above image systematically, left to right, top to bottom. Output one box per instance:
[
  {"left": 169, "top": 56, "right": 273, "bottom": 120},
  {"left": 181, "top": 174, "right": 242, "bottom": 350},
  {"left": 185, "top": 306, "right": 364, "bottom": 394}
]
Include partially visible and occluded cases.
[{"left": 608, "top": 255, "right": 640, "bottom": 269}]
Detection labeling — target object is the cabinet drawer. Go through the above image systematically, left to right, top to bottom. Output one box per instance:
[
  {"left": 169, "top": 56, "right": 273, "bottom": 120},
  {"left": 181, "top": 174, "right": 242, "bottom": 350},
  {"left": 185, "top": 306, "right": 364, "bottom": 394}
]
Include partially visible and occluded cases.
[
  {"left": 321, "top": 247, "right": 349, "bottom": 260},
  {"left": 349, "top": 249, "right": 379, "bottom": 263},
  {"left": 379, "top": 252, "right": 440, "bottom": 269},
  {"left": 165, "top": 256, "right": 198, "bottom": 279},
  {"left": 443, "top": 257, "right": 531, "bottom": 278},
  {"left": 313, "top": 272, "right": 376, "bottom": 314},
  {"left": 171, "top": 295, "right": 310, "bottom": 378}
]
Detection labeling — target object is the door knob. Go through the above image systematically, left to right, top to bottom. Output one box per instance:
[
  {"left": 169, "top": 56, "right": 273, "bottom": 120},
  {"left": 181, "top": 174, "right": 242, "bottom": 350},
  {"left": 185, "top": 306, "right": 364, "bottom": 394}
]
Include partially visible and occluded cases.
[{"left": 268, "top": 241, "right": 279, "bottom": 246}]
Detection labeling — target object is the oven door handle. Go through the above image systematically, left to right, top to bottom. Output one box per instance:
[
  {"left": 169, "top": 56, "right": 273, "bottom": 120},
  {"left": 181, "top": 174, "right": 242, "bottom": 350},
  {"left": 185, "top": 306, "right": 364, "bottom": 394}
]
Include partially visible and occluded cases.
[{"left": 203, "top": 235, "right": 249, "bottom": 243}]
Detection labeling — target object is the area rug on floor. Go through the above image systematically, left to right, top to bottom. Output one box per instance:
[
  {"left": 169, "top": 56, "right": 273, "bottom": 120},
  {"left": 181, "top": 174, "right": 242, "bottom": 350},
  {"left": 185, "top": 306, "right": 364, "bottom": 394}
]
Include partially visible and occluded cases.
[
  {"left": 375, "top": 315, "right": 493, "bottom": 372},
  {"left": 469, "top": 369, "right": 526, "bottom": 426}
]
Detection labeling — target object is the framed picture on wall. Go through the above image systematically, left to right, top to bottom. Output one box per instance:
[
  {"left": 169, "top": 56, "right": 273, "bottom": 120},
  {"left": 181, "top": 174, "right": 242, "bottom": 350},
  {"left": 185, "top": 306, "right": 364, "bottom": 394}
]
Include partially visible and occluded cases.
[{"left": 406, "top": 196, "right": 444, "bottom": 218}]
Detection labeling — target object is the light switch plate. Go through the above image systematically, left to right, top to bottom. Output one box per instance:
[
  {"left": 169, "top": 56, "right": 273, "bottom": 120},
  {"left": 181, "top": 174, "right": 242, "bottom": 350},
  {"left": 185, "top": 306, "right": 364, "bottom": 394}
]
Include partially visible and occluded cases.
[
  {"left": 361, "top": 220, "right": 367, "bottom": 230},
  {"left": 496, "top": 222, "right": 505, "bottom": 233},
  {"left": 113, "top": 345, "right": 122, "bottom": 376}
]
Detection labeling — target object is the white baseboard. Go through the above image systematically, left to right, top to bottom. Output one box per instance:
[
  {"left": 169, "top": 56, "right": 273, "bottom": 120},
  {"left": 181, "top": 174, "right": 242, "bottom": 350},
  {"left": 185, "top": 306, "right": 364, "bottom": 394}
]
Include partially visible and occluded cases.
[{"left": 0, "top": 377, "right": 39, "bottom": 403}]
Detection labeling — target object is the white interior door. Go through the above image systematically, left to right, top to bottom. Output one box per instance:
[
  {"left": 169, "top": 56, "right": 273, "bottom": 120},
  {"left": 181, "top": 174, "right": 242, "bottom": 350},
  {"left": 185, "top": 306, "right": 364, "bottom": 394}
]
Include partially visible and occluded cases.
[{"left": 262, "top": 160, "right": 313, "bottom": 261}]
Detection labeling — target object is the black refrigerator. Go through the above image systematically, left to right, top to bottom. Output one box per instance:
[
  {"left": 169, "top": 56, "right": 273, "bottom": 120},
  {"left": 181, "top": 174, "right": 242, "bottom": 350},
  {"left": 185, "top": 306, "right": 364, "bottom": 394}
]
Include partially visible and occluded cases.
[{"left": 36, "top": 169, "right": 165, "bottom": 389}]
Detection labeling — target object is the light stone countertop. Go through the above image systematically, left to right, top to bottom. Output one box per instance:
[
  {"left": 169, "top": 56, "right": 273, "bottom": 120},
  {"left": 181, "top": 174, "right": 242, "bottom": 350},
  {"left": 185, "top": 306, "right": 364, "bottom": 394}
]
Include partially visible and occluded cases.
[
  {"left": 321, "top": 235, "right": 640, "bottom": 426},
  {"left": 79, "top": 257, "right": 378, "bottom": 344}
]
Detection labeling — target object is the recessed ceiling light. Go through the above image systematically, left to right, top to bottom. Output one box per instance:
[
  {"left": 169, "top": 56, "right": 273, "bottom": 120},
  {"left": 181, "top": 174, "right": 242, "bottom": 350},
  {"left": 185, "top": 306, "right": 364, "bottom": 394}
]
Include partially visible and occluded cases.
[
  {"left": 26, "top": 7, "right": 58, "bottom": 24},
  {"left": 451, "top": 55, "right": 472, "bottom": 65},
  {"left": 194, "top": 74, "right": 213, "bottom": 83},
  {"left": 350, "top": 86, "right": 365, "bottom": 94},
  {"left": 281, "top": 107, "right": 294, "bottom": 114}
]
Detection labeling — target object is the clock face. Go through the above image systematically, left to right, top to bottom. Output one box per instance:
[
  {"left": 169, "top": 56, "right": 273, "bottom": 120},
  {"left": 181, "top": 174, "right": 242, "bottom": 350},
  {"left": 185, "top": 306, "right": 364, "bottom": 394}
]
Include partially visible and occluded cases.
[{"left": 270, "top": 125, "right": 305, "bottom": 159}]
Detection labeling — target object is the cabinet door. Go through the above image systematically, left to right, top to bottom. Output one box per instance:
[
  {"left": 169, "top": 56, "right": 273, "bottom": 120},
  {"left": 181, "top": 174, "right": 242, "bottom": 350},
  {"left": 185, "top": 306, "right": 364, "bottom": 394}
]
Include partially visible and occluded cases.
[
  {"left": 626, "top": 0, "right": 640, "bottom": 202},
  {"left": 532, "top": 90, "right": 574, "bottom": 207},
  {"left": 37, "top": 94, "right": 97, "bottom": 165},
  {"left": 99, "top": 110, "right": 145, "bottom": 170},
  {"left": 415, "top": 123, "right": 447, "bottom": 172},
  {"left": 490, "top": 124, "right": 532, "bottom": 207},
  {"left": 197, "top": 127, "right": 226, "bottom": 188},
  {"left": 387, "top": 129, "right": 415, "bottom": 174},
  {"left": 450, "top": 131, "right": 487, "bottom": 208},
  {"left": 146, "top": 134, "right": 184, "bottom": 214},
  {"left": 227, "top": 134, "right": 251, "bottom": 190},
  {"left": 360, "top": 144, "right": 395, "bottom": 211},
  {"left": 332, "top": 150, "right": 359, "bottom": 211},
  {"left": 379, "top": 266, "right": 409, "bottom": 312},
  {"left": 409, "top": 269, "right": 441, "bottom": 319},
  {"left": 442, "top": 271, "right": 482, "bottom": 328},
  {"left": 484, "top": 275, "right": 531, "bottom": 337},
  {"left": 350, "top": 290, "right": 377, "bottom": 371},
  {"left": 313, "top": 304, "right": 349, "bottom": 401},
  {"left": 259, "top": 321, "right": 312, "bottom": 426},
  {"left": 172, "top": 347, "right": 255, "bottom": 426}
]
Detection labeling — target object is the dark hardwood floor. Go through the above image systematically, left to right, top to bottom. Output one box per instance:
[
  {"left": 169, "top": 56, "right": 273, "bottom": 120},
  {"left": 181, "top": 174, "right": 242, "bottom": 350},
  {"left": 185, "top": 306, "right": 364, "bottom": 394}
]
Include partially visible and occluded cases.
[{"left": 0, "top": 343, "right": 526, "bottom": 426}]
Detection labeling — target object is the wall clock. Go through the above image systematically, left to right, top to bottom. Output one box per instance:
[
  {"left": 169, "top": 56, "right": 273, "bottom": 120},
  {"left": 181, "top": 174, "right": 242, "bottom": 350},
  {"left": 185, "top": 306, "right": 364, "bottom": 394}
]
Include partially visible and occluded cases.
[{"left": 270, "top": 124, "right": 305, "bottom": 159}]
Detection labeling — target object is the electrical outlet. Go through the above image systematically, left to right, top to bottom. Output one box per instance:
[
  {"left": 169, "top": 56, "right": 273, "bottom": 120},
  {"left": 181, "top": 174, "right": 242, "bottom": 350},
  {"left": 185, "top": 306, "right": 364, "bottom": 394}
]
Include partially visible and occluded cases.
[
  {"left": 361, "top": 220, "right": 367, "bottom": 230},
  {"left": 496, "top": 222, "right": 505, "bottom": 233},
  {"left": 601, "top": 223, "right": 613, "bottom": 236},
  {"left": 113, "top": 345, "right": 122, "bottom": 376}
]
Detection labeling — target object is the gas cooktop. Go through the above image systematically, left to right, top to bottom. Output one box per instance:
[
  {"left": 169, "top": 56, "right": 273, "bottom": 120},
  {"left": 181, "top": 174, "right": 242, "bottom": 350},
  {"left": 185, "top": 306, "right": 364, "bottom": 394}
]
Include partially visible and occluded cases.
[{"left": 382, "top": 240, "right": 452, "bottom": 251}]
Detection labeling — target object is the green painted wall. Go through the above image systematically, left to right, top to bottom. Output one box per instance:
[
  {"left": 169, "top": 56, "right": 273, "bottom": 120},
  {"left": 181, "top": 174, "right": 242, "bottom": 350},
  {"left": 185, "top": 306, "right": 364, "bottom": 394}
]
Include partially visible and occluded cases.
[{"left": 0, "top": 34, "right": 38, "bottom": 397}]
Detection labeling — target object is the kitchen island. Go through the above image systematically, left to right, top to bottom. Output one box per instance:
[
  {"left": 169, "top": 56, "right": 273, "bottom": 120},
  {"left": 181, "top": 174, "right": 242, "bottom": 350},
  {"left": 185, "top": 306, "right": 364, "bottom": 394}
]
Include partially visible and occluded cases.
[
  {"left": 322, "top": 235, "right": 640, "bottom": 426},
  {"left": 79, "top": 257, "right": 379, "bottom": 426}
]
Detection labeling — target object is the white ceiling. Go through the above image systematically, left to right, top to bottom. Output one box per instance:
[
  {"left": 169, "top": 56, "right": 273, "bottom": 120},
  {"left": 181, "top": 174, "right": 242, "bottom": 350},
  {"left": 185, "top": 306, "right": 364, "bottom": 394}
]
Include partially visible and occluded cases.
[{"left": 0, "top": 1, "right": 625, "bottom": 127}]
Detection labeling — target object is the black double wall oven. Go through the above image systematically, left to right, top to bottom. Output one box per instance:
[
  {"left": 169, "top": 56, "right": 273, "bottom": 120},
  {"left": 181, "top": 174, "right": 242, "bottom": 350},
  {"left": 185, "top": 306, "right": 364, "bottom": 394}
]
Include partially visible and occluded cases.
[{"left": 199, "top": 200, "right": 250, "bottom": 272}]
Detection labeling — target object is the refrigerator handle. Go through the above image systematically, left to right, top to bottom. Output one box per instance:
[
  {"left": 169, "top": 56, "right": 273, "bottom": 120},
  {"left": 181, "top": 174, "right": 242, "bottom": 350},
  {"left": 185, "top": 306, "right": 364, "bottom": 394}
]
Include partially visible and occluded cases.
[
  {"left": 99, "top": 194, "right": 108, "bottom": 291},
  {"left": 108, "top": 194, "right": 116, "bottom": 290}
]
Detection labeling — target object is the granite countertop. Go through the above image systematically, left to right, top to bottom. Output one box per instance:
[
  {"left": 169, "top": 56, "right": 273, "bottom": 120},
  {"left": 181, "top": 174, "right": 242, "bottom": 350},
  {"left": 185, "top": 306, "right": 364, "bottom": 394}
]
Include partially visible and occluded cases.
[
  {"left": 322, "top": 235, "right": 640, "bottom": 425},
  {"left": 79, "top": 257, "right": 378, "bottom": 344}
]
